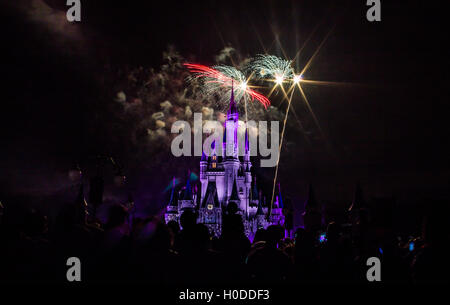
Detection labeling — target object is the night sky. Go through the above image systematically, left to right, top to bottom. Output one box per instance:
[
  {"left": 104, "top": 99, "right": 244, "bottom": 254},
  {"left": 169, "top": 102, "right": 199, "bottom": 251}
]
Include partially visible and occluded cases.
[{"left": 1, "top": 1, "right": 449, "bottom": 228}]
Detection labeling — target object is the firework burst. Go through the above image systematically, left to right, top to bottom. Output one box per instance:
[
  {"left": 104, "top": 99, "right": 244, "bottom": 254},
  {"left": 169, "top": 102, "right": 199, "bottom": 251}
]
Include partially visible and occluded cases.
[
  {"left": 244, "top": 54, "right": 294, "bottom": 84},
  {"left": 184, "top": 63, "right": 270, "bottom": 109}
]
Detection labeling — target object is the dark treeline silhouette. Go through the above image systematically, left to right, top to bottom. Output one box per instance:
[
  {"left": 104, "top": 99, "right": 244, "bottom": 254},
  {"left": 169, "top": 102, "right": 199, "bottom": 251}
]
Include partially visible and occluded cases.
[{"left": 0, "top": 194, "right": 449, "bottom": 284}]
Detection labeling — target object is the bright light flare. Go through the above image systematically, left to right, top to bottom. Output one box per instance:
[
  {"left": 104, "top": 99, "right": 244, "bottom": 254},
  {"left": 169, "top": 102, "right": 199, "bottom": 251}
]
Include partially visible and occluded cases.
[
  {"left": 293, "top": 74, "right": 303, "bottom": 84},
  {"left": 275, "top": 75, "right": 284, "bottom": 85}
]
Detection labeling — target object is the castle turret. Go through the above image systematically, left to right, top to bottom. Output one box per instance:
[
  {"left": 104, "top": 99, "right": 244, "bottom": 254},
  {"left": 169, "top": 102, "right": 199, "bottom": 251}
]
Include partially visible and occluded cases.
[
  {"left": 225, "top": 81, "right": 238, "bottom": 158},
  {"left": 227, "top": 81, "right": 238, "bottom": 121},
  {"left": 223, "top": 83, "right": 240, "bottom": 204},
  {"left": 244, "top": 126, "right": 250, "bottom": 162},
  {"left": 243, "top": 128, "right": 252, "bottom": 212},
  {"left": 200, "top": 151, "right": 207, "bottom": 180},
  {"left": 180, "top": 171, "right": 196, "bottom": 212},
  {"left": 183, "top": 172, "right": 193, "bottom": 200},
  {"left": 165, "top": 177, "right": 179, "bottom": 223},
  {"left": 277, "top": 183, "right": 284, "bottom": 209},
  {"left": 270, "top": 194, "right": 284, "bottom": 226},
  {"left": 255, "top": 196, "right": 266, "bottom": 229}
]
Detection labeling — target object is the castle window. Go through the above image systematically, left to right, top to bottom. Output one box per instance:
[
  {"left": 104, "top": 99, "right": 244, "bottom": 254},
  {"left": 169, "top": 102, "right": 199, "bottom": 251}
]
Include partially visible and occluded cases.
[
  {"left": 211, "top": 155, "right": 217, "bottom": 169},
  {"left": 207, "top": 204, "right": 213, "bottom": 210}
]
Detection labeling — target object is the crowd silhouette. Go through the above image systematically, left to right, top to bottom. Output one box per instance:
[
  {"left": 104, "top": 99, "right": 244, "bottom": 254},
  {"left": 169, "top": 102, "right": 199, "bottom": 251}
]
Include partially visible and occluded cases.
[{"left": 0, "top": 194, "right": 449, "bottom": 284}]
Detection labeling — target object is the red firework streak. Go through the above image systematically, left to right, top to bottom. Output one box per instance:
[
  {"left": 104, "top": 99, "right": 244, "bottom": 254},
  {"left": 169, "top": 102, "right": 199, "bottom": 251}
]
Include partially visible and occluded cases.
[{"left": 184, "top": 63, "right": 271, "bottom": 108}]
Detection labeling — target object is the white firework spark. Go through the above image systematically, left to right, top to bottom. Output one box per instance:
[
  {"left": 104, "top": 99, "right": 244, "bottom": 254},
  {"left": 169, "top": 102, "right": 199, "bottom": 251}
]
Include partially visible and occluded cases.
[{"left": 245, "top": 54, "right": 294, "bottom": 83}]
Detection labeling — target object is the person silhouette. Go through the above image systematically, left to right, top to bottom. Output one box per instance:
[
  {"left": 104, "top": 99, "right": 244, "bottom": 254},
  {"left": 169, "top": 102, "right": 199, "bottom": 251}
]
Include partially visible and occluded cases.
[{"left": 246, "top": 225, "right": 291, "bottom": 283}]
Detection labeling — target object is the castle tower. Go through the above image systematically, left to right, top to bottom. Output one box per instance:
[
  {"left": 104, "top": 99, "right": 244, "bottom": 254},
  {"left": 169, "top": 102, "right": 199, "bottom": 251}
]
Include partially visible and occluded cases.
[
  {"left": 224, "top": 81, "right": 238, "bottom": 158},
  {"left": 223, "top": 82, "right": 240, "bottom": 206},
  {"left": 164, "top": 84, "right": 285, "bottom": 238},
  {"left": 243, "top": 127, "right": 252, "bottom": 218},
  {"left": 244, "top": 127, "right": 250, "bottom": 161},
  {"left": 200, "top": 151, "right": 207, "bottom": 180},
  {"left": 179, "top": 171, "right": 195, "bottom": 212},
  {"left": 165, "top": 177, "right": 178, "bottom": 223},
  {"left": 198, "top": 180, "right": 222, "bottom": 236},
  {"left": 255, "top": 195, "right": 266, "bottom": 229}
]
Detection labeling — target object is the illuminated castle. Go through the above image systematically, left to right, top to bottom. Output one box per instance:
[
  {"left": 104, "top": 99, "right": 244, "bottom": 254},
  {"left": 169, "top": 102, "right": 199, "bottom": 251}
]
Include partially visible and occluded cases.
[{"left": 165, "top": 88, "right": 284, "bottom": 238}]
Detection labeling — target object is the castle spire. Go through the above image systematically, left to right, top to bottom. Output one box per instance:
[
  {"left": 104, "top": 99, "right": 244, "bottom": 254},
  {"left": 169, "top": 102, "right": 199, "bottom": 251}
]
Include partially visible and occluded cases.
[
  {"left": 231, "top": 79, "right": 234, "bottom": 102},
  {"left": 228, "top": 80, "right": 238, "bottom": 117},
  {"left": 245, "top": 126, "right": 249, "bottom": 153},
  {"left": 183, "top": 171, "right": 193, "bottom": 200},
  {"left": 168, "top": 177, "right": 177, "bottom": 206},
  {"left": 277, "top": 183, "right": 283, "bottom": 208},
  {"left": 256, "top": 197, "right": 264, "bottom": 215}
]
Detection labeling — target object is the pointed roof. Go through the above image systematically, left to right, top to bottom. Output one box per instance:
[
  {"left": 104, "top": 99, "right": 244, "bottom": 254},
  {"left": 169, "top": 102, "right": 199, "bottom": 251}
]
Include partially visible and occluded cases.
[
  {"left": 228, "top": 81, "right": 238, "bottom": 117},
  {"left": 244, "top": 127, "right": 249, "bottom": 153},
  {"left": 238, "top": 166, "right": 244, "bottom": 176},
  {"left": 182, "top": 172, "right": 193, "bottom": 200},
  {"left": 168, "top": 177, "right": 177, "bottom": 206},
  {"left": 229, "top": 177, "right": 240, "bottom": 201},
  {"left": 201, "top": 181, "right": 220, "bottom": 208},
  {"left": 348, "top": 182, "right": 365, "bottom": 212},
  {"left": 277, "top": 183, "right": 284, "bottom": 208},
  {"left": 274, "top": 196, "right": 279, "bottom": 208},
  {"left": 256, "top": 198, "right": 264, "bottom": 215}
]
